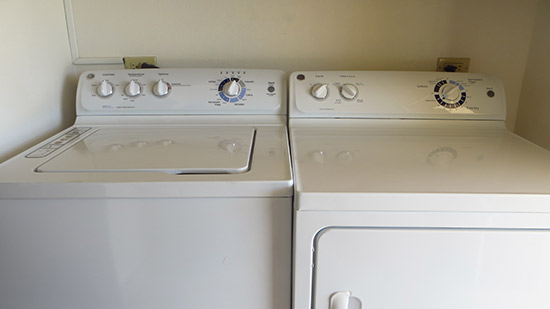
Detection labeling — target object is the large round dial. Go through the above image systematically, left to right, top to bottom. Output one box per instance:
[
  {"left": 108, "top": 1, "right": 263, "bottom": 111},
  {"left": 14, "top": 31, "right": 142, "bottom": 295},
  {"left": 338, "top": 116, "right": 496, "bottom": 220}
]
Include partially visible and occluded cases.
[
  {"left": 218, "top": 78, "right": 246, "bottom": 102},
  {"left": 153, "top": 79, "right": 171, "bottom": 97},
  {"left": 96, "top": 80, "right": 114, "bottom": 98},
  {"left": 125, "top": 80, "right": 142, "bottom": 97},
  {"left": 223, "top": 80, "right": 241, "bottom": 97},
  {"left": 434, "top": 80, "right": 466, "bottom": 108},
  {"left": 311, "top": 83, "right": 329, "bottom": 100}
]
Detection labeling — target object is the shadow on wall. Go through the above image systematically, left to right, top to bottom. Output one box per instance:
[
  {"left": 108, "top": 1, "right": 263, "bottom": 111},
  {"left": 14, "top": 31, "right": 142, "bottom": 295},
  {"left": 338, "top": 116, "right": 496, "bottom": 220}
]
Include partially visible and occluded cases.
[
  {"left": 514, "top": 0, "right": 550, "bottom": 150},
  {"left": 0, "top": 68, "right": 77, "bottom": 164}
]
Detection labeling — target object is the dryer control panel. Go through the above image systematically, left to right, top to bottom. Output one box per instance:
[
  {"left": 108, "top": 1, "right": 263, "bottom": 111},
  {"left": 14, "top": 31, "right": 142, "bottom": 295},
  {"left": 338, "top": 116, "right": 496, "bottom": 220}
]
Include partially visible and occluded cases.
[
  {"left": 77, "top": 69, "right": 286, "bottom": 115},
  {"left": 289, "top": 71, "right": 506, "bottom": 120}
]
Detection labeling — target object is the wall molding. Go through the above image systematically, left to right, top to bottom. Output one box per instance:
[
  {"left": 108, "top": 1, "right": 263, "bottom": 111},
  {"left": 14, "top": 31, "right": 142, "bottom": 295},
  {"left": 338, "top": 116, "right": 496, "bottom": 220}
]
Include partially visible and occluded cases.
[{"left": 63, "top": 0, "right": 122, "bottom": 65}]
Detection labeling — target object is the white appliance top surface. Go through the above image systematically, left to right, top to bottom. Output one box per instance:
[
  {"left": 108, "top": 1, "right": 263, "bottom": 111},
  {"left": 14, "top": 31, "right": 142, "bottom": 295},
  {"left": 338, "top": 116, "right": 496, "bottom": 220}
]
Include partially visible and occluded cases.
[
  {"left": 0, "top": 69, "right": 292, "bottom": 199},
  {"left": 289, "top": 71, "right": 550, "bottom": 212},
  {"left": 291, "top": 119, "right": 550, "bottom": 196},
  {"left": 0, "top": 123, "right": 292, "bottom": 198},
  {"left": 37, "top": 126, "right": 255, "bottom": 174}
]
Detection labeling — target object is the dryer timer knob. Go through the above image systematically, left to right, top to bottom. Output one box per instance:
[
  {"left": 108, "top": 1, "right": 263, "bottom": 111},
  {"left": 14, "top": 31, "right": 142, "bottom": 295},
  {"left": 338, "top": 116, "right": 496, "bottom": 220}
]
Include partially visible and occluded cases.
[
  {"left": 311, "top": 83, "right": 329, "bottom": 100},
  {"left": 440, "top": 84, "right": 461, "bottom": 102}
]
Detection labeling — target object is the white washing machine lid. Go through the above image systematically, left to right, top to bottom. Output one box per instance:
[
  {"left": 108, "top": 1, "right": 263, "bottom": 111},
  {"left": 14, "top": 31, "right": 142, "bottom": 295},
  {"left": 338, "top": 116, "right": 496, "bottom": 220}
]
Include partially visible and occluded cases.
[{"left": 37, "top": 126, "right": 255, "bottom": 174}]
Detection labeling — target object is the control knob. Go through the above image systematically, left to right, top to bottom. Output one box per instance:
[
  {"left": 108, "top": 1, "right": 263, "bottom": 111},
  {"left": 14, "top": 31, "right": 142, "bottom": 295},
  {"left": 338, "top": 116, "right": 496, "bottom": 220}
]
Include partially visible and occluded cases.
[
  {"left": 153, "top": 79, "right": 171, "bottom": 97},
  {"left": 222, "top": 79, "right": 241, "bottom": 97},
  {"left": 96, "top": 80, "right": 114, "bottom": 97},
  {"left": 125, "top": 80, "right": 141, "bottom": 97},
  {"left": 433, "top": 80, "right": 467, "bottom": 108},
  {"left": 311, "top": 83, "right": 329, "bottom": 100},
  {"left": 340, "top": 83, "right": 358, "bottom": 100},
  {"left": 440, "top": 84, "right": 461, "bottom": 102}
]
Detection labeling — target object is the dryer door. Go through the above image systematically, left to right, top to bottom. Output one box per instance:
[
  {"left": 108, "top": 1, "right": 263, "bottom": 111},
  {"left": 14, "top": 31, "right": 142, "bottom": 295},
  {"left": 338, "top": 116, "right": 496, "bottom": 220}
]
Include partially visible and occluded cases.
[
  {"left": 37, "top": 126, "right": 255, "bottom": 174},
  {"left": 313, "top": 227, "right": 550, "bottom": 309}
]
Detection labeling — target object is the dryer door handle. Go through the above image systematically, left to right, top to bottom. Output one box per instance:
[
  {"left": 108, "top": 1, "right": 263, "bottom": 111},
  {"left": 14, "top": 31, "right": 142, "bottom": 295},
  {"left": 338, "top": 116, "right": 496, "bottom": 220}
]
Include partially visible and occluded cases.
[{"left": 330, "top": 291, "right": 351, "bottom": 309}]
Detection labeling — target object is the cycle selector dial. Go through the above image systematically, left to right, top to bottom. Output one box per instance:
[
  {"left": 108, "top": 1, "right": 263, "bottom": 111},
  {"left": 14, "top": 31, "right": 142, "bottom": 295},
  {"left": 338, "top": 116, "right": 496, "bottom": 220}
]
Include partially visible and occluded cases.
[
  {"left": 218, "top": 78, "right": 246, "bottom": 103},
  {"left": 153, "top": 79, "right": 171, "bottom": 97},
  {"left": 434, "top": 79, "right": 467, "bottom": 109},
  {"left": 96, "top": 80, "right": 114, "bottom": 98},
  {"left": 125, "top": 80, "right": 142, "bottom": 97},
  {"left": 222, "top": 80, "right": 241, "bottom": 97},
  {"left": 311, "top": 83, "right": 329, "bottom": 100},
  {"left": 340, "top": 83, "right": 358, "bottom": 100},
  {"left": 440, "top": 84, "right": 461, "bottom": 101}
]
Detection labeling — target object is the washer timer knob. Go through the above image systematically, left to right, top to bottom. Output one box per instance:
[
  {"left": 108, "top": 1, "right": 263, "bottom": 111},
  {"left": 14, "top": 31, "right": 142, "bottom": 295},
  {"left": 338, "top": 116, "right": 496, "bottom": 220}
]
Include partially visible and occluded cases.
[
  {"left": 218, "top": 78, "right": 246, "bottom": 102},
  {"left": 153, "top": 79, "right": 171, "bottom": 97},
  {"left": 222, "top": 79, "right": 241, "bottom": 97},
  {"left": 96, "top": 80, "right": 114, "bottom": 98},
  {"left": 125, "top": 80, "right": 142, "bottom": 97},
  {"left": 311, "top": 83, "right": 329, "bottom": 100},
  {"left": 340, "top": 83, "right": 358, "bottom": 100}
]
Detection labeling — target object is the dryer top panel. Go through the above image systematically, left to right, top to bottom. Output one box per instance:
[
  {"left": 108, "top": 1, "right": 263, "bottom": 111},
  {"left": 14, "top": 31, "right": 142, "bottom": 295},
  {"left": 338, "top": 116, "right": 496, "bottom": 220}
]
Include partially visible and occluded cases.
[
  {"left": 289, "top": 71, "right": 505, "bottom": 120},
  {"left": 291, "top": 119, "right": 550, "bottom": 197}
]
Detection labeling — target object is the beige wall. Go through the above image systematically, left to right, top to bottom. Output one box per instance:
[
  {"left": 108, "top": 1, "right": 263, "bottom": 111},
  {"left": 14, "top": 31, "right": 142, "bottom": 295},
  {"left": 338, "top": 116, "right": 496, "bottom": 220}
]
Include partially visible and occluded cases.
[
  {"left": 0, "top": 0, "right": 76, "bottom": 162},
  {"left": 0, "top": 0, "right": 543, "bottom": 162},
  {"left": 71, "top": 0, "right": 539, "bottom": 129},
  {"left": 515, "top": 0, "right": 550, "bottom": 149}
]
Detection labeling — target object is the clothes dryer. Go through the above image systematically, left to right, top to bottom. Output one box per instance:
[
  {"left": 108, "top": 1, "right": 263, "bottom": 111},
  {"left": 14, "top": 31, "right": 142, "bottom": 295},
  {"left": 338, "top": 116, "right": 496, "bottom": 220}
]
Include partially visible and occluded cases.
[
  {"left": 0, "top": 69, "right": 292, "bottom": 309},
  {"left": 289, "top": 71, "right": 550, "bottom": 309}
]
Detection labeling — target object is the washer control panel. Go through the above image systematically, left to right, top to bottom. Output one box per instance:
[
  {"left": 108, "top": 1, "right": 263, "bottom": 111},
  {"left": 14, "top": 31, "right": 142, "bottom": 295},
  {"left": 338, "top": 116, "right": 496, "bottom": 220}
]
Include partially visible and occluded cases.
[
  {"left": 77, "top": 69, "right": 285, "bottom": 115},
  {"left": 289, "top": 71, "right": 506, "bottom": 120}
]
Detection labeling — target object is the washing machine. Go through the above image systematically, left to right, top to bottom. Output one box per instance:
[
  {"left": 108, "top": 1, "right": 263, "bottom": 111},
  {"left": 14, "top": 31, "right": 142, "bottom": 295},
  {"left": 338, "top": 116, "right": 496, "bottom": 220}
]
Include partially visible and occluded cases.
[
  {"left": 0, "top": 69, "right": 292, "bottom": 309},
  {"left": 289, "top": 71, "right": 550, "bottom": 309}
]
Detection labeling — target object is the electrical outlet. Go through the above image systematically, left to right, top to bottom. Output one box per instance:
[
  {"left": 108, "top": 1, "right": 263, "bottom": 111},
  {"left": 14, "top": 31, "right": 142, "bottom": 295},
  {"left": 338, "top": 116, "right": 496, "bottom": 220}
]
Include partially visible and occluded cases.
[
  {"left": 123, "top": 56, "right": 158, "bottom": 69},
  {"left": 436, "top": 57, "right": 470, "bottom": 72}
]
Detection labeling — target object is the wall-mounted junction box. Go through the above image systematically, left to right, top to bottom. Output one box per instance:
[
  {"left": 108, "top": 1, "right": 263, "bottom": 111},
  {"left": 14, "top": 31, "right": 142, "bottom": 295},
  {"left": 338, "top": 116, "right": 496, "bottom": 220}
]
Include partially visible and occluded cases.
[{"left": 436, "top": 57, "right": 470, "bottom": 72}]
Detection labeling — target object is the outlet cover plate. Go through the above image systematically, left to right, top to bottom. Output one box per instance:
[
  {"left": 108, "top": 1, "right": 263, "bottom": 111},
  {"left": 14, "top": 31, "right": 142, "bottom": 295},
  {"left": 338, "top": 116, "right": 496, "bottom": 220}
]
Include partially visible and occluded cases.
[
  {"left": 123, "top": 56, "right": 157, "bottom": 69},
  {"left": 436, "top": 57, "right": 470, "bottom": 72}
]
